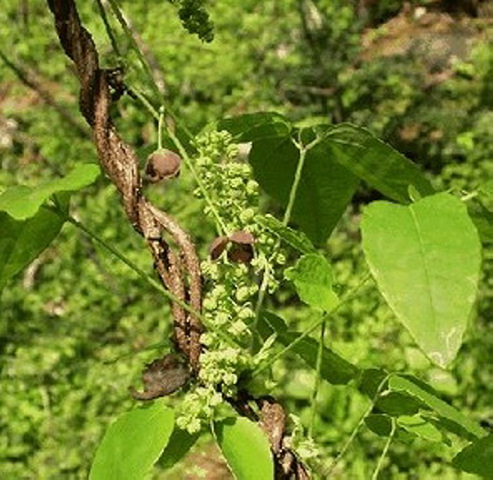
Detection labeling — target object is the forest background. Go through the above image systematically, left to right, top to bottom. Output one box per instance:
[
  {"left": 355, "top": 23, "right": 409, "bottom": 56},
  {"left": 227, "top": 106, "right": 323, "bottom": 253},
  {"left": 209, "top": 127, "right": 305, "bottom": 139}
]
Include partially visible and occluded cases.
[{"left": 0, "top": 0, "right": 491, "bottom": 478}]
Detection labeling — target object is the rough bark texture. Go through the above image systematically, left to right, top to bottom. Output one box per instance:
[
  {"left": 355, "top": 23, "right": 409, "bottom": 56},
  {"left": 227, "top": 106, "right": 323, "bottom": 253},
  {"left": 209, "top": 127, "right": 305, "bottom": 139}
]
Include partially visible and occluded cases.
[{"left": 46, "top": 0, "right": 202, "bottom": 369}]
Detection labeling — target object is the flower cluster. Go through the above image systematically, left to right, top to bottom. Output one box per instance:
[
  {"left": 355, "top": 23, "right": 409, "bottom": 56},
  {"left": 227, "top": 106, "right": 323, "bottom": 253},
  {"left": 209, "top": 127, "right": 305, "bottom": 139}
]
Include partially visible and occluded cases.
[
  {"left": 176, "top": 130, "right": 285, "bottom": 433},
  {"left": 194, "top": 130, "right": 257, "bottom": 230},
  {"left": 195, "top": 130, "right": 286, "bottom": 290},
  {"left": 288, "top": 414, "right": 322, "bottom": 463}
]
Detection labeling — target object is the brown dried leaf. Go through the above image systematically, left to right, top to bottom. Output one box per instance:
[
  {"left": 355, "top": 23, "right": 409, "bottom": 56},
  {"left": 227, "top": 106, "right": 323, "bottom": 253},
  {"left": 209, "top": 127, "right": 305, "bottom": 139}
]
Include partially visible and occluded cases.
[{"left": 130, "top": 354, "right": 190, "bottom": 400}]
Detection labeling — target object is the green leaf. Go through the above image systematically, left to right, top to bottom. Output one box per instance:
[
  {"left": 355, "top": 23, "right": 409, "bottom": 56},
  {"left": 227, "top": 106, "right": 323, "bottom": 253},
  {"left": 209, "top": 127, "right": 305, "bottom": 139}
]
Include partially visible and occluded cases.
[
  {"left": 218, "top": 112, "right": 291, "bottom": 143},
  {"left": 294, "top": 117, "right": 331, "bottom": 130},
  {"left": 323, "top": 124, "right": 435, "bottom": 203},
  {"left": 249, "top": 135, "right": 359, "bottom": 245},
  {"left": 0, "top": 163, "right": 100, "bottom": 220},
  {"left": 361, "top": 192, "right": 482, "bottom": 367},
  {"left": 467, "top": 200, "right": 493, "bottom": 245},
  {"left": 0, "top": 209, "right": 65, "bottom": 291},
  {"left": 257, "top": 214, "right": 317, "bottom": 254},
  {"left": 285, "top": 254, "right": 339, "bottom": 311},
  {"left": 258, "top": 312, "right": 358, "bottom": 385},
  {"left": 358, "top": 368, "right": 388, "bottom": 398},
  {"left": 358, "top": 369, "right": 424, "bottom": 418},
  {"left": 389, "top": 374, "right": 486, "bottom": 440},
  {"left": 376, "top": 392, "right": 422, "bottom": 416},
  {"left": 90, "top": 400, "right": 174, "bottom": 480},
  {"left": 365, "top": 414, "right": 393, "bottom": 437},
  {"left": 397, "top": 415, "right": 448, "bottom": 443},
  {"left": 214, "top": 417, "right": 274, "bottom": 480},
  {"left": 158, "top": 427, "right": 199, "bottom": 470},
  {"left": 452, "top": 434, "right": 493, "bottom": 478}
]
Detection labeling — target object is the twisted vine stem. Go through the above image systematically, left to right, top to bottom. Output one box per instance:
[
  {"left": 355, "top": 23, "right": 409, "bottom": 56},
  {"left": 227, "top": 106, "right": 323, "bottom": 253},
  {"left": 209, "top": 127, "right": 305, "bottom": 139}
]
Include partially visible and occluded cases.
[{"left": 46, "top": 0, "right": 202, "bottom": 369}]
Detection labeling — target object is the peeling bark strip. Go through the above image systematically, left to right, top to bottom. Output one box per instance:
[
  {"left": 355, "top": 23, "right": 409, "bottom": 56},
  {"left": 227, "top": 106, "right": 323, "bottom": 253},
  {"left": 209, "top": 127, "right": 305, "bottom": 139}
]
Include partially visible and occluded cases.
[{"left": 46, "top": 0, "right": 202, "bottom": 369}]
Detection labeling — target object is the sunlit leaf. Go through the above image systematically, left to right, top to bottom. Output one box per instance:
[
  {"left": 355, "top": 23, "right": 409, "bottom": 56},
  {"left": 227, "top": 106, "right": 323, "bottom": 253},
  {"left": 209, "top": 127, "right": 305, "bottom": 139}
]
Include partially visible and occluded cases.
[
  {"left": 218, "top": 112, "right": 291, "bottom": 143},
  {"left": 322, "top": 123, "right": 435, "bottom": 203},
  {"left": 0, "top": 163, "right": 100, "bottom": 220},
  {"left": 361, "top": 193, "right": 482, "bottom": 367},
  {"left": 0, "top": 209, "right": 65, "bottom": 291},
  {"left": 285, "top": 254, "right": 339, "bottom": 312},
  {"left": 89, "top": 400, "right": 174, "bottom": 480},
  {"left": 397, "top": 415, "right": 448, "bottom": 443},
  {"left": 214, "top": 417, "right": 273, "bottom": 480}
]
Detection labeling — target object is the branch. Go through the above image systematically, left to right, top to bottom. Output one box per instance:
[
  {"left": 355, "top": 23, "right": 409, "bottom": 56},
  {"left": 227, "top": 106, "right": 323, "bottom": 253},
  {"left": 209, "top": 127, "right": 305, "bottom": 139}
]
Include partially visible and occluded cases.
[{"left": 46, "top": 0, "right": 202, "bottom": 369}]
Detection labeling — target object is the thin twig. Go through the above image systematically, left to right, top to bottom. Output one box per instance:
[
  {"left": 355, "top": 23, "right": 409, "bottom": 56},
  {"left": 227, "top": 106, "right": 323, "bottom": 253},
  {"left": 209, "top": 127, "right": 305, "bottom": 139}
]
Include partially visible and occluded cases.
[
  {"left": 95, "top": 0, "right": 122, "bottom": 58},
  {"left": 309, "top": 317, "right": 325, "bottom": 436},
  {"left": 324, "top": 375, "right": 390, "bottom": 477},
  {"left": 371, "top": 419, "right": 396, "bottom": 480}
]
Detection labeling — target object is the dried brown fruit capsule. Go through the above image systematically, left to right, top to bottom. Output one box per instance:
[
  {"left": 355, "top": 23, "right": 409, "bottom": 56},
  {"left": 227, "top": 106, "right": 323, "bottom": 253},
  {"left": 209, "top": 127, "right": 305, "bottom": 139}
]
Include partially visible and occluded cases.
[
  {"left": 145, "top": 149, "right": 181, "bottom": 183},
  {"left": 227, "top": 230, "right": 255, "bottom": 264},
  {"left": 229, "top": 230, "right": 255, "bottom": 245},
  {"left": 209, "top": 235, "right": 229, "bottom": 260},
  {"left": 227, "top": 243, "right": 254, "bottom": 264},
  {"left": 129, "top": 354, "right": 190, "bottom": 401}
]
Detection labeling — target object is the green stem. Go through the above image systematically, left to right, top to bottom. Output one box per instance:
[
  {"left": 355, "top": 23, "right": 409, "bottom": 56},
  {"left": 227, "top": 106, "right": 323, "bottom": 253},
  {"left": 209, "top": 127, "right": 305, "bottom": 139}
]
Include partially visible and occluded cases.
[
  {"left": 95, "top": 0, "right": 121, "bottom": 59},
  {"left": 105, "top": 0, "right": 195, "bottom": 143},
  {"left": 106, "top": 0, "right": 161, "bottom": 100},
  {"left": 131, "top": 87, "right": 160, "bottom": 120},
  {"left": 127, "top": 93, "right": 225, "bottom": 235},
  {"left": 157, "top": 106, "right": 165, "bottom": 150},
  {"left": 165, "top": 117, "right": 227, "bottom": 235},
  {"left": 283, "top": 133, "right": 322, "bottom": 226},
  {"left": 253, "top": 135, "right": 323, "bottom": 342},
  {"left": 282, "top": 143, "right": 308, "bottom": 226},
  {"left": 460, "top": 191, "right": 479, "bottom": 202},
  {"left": 66, "top": 215, "right": 191, "bottom": 312},
  {"left": 251, "top": 272, "right": 370, "bottom": 378},
  {"left": 252, "top": 316, "right": 324, "bottom": 378},
  {"left": 309, "top": 317, "right": 326, "bottom": 436},
  {"left": 324, "top": 375, "right": 390, "bottom": 477},
  {"left": 371, "top": 419, "right": 396, "bottom": 480}
]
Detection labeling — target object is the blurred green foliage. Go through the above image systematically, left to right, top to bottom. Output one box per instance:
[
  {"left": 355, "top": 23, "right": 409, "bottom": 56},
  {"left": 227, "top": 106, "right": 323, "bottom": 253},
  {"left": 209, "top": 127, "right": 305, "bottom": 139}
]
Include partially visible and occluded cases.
[{"left": 0, "top": 0, "right": 491, "bottom": 478}]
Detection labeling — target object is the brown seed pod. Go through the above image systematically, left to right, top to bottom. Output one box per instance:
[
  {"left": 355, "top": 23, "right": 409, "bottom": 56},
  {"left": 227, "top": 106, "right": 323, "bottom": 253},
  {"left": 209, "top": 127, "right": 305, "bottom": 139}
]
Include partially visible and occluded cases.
[
  {"left": 145, "top": 149, "right": 181, "bottom": 183},
  {"left": 229, "top": 230, "right": 255, "bottom": 245},
  {"left": 209, "top": 235, "right": 229, "bottom": 260},
  {"left": 227, "top": 243, "right": 254, "bottom": 264},
  {"left": 129, "top": 354, "right": 190, "bottom": 401}
]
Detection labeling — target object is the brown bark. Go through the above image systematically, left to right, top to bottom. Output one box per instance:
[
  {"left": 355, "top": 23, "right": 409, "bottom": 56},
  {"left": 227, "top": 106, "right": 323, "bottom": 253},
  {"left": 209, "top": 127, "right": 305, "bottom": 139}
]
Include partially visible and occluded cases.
[{"left": 46, "top": 0, "right": 202, "bottom": 370}]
